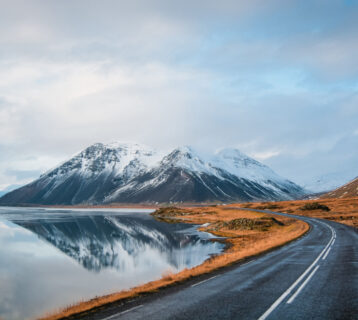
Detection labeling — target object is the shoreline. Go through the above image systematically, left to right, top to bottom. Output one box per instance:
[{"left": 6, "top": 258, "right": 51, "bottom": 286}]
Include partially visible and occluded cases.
[{"left": 40, "top": 206, "right": 309, "bottom": 320}]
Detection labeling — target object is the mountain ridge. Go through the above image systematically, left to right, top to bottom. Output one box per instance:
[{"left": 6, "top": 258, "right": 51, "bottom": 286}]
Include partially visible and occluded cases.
[{"left": 0, "top": 142, "right": 307, "bottom": 205}]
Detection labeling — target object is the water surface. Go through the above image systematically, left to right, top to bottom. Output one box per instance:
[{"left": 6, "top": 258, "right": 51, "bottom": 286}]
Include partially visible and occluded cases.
[{"left": 0, "top": 207, "right": 223, "bottom": 320}]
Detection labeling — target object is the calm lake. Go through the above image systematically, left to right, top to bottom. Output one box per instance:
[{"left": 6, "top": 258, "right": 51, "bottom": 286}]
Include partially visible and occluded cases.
[{"left": 0, "top": 207, "right": 223, "bottom": 320}]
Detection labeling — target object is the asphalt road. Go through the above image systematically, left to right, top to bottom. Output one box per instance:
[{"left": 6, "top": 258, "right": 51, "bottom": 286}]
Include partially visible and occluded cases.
[{"left": 79, "top": 210, "right": 358, "bottom": 320}]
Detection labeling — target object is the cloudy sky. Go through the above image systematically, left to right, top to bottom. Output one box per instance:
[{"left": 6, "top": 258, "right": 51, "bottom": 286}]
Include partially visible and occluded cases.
[{"left": 1, "top": 0, "right": 358, "bottom": 192}]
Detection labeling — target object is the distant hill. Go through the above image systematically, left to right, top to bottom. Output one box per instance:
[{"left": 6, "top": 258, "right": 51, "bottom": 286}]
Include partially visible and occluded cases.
[
  {"left": 0, "top": 142, "right": 306, "bottom": 205},
  {"left": 302, "top": 171, "right": 357, "bottom": 193},
  {"left": 321, "top": 176, "right": 358, "bottom": 199},
  {"left": 0, "top": 185, "right": 22, "bottom": 198}
]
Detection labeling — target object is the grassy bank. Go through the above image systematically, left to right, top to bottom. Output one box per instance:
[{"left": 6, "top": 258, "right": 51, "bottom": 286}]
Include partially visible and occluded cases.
[
  {"left": 236, "top": 197, "right": 358, "bottom": 229},
  {"left": 40, "top": 206, "right": 308, "bottom": 320}
]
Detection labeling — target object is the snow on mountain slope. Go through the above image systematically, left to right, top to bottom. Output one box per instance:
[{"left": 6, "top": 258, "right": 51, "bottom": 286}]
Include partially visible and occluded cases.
[
  {"left": 0, "top": 142, "right": 162, "bottom": 205},
  {"left": 45, "top": 142, "right": 160, "bottom": 179},
  {"left": 0, "top": 143, "right": 307, "bottom": 205},
  {"left": 104, "top": 146, "right": 306, "bottom": 203},
  {"left": 160, "top": 146, "right": 218, "bottom": 175},
  {"left": 214, "top": 148, "right": 279, "bottom": 181}
]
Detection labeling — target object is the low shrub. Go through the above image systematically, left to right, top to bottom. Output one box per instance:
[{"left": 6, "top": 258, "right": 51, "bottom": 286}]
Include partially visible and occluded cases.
[
  {"left": 299, "top": 202, "right": 330, "bottom": 212},
  {"left": 256, "top": 204, "right": 281, "bottom": 210},
  {"left": 152, "top": 207, "right": 190, "bottom": 217},
  {"left": 212, "top": 217, "right": 284, "bottom": 232}
]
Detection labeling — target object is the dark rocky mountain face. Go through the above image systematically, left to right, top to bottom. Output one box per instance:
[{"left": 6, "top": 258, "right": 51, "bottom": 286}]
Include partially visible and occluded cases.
[
  {"left": 0, "top": 143, "right": 306, "bottom": 205},
  {"left": 104, "top": 165, "right": 304, "bottom": 204}
]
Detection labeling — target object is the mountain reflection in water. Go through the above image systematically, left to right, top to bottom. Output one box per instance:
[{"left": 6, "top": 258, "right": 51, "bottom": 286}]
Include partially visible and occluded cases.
[
  {"left": 0, "top": 208, "right": 223, "bottom": 320},
  {"left": 14, "top": 212, "right": 221, "bottom": 272}
]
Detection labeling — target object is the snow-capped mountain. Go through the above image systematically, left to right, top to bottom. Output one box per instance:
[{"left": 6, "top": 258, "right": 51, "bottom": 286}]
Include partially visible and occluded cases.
[
  {"left": 0, "top": 142, "right": 306, "bottom": 205},
  {"left": 0, "top": 142, "right": 162, "bottom": 205}
]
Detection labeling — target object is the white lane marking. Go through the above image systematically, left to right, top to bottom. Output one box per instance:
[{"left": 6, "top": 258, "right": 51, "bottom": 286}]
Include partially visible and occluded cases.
[
  {"left": 257, "top": 221, "right": 335, "bottom": 320},
  {"left": 331, "top": 238, "right": 336, "bottom": 246},
  {"left": 322, "top": 247, "right": 332, "bottom": 260},
  {"left": 241, "top": 260, "right": 255, "bottom": 267},
  {"left": 287, "top": 265, "right": 320, "bottom": 304},
  {"left": 191, "top": 275, "right": 218, "bottom": 287},
  {"left": 101, "top": 305, "right": 143, "bottom": 320}
]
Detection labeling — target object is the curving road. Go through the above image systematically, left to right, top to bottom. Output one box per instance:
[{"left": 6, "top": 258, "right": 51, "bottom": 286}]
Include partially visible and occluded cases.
[{"left": 79, "top": 210, "right": 358, "bottom": 320}]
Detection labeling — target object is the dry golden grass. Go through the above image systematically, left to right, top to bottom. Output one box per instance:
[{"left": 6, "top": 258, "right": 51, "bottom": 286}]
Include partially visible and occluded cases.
[
  {"left": 235, "top": 197, "right": 358, "bottom": 228},
  {"left": 41, "top": 206, "right": 308, "bottom": 320}
]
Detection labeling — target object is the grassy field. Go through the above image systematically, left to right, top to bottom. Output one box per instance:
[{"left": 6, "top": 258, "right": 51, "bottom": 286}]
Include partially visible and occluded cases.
[
  {"left": 234, "top": 197, "right": 358, "bottom": 229},
  {"left": 41, "top": 206, "right": 308, "bottom": 320}
]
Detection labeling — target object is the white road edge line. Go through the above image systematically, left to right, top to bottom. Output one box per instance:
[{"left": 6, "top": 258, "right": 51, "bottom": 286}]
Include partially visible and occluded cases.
[
  {"left": 257, "top": 221, "right": 335, "bottom": 320},
  {"left": 322, "top": 247, "right": 332, "bottom": 260},
  {"left": 241, "top": 260, "right": 255, "bottom": 267},
  {"left": 287, "top": 265, "right": 320, "bottom": 304},
  {"left": 191, "top": 275, "right": 218, "bottom": 287},
  {"left": 101, "top": 305, "right": 144, "bottom": 320}
]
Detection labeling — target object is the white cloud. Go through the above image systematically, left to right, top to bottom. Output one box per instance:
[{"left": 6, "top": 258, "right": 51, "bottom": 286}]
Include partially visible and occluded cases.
[
  {"left": 0, "top": 0, "right": 358, "bottom": 189},
  {"left": 250, "top": 150, "right": 280, "bottom": 160}
]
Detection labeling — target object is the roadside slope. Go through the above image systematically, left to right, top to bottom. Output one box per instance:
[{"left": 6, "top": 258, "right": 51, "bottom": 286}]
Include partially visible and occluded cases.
[{"left": 322, "top": 177, "right": 358, "bottom": 199}]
